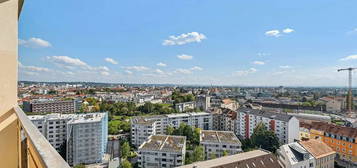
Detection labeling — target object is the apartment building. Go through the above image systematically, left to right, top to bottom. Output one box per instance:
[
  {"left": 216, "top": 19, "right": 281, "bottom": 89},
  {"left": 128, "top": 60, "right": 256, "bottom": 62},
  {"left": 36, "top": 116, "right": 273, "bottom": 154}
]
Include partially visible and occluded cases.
[
  {"left": 196, "top": 95, "right": 211, "bottom": 111},
  {"left": 220, "top": 98, "right": 239, "bottom": 111},
  {"left": 24, "top": 99, "right": 82, "bottom": 113},
  {"left": 175, "top": 101, "right": 196, "bottom": 112},
  {"left": 212, "top": 108, "right": 237, "bottom": 132},
  {"left": 236, "top": 108, "right": 299, "bottom": 144},
  {"left": 29, "top": 112, "right": 108, "bottom": 166},
  {"left": 131, "top": 112, "right": 212, "bottom": 147},
  {"left": 300, "top": 121, "right": 357, "bottom": 165},
  {"left": 200, "top": 130, "right": 242, "bottom": 159},
  {"left": 138, "top": 135, "right": 186, "bottom": 168},
  {"left": 278, "top": 139, "right": 335, "bottom": 168},
  {"left": 299, "top": 139, "right": 336, "bottom": 168},
  {"left": 277, "top": 142, "right": 315, "bottom": 168},
  {"left": 178, "top": 149, "right": 282, "bottom": 168}
]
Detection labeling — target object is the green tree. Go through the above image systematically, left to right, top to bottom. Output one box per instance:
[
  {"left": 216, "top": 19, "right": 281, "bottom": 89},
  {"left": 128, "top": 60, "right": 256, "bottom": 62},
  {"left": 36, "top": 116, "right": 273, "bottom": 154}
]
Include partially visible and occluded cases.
[
  {"left": 250, "top": 123, "right": 280, "bottom": 153},
  {"left": 166, "top": 126, "right": 174, "bottom": 135},
  {"left": 192, "top": 128, "right": 201, "bottom": 145},
  {"left": 121, "top": 142, "right": 131, "bottom": 159},
  {"left": 192, "top": 146, "right": 204, "bottom": 162},
  {"left": 222, "top": 150, "right": 229, "bottom": 156},
  {"left": 209, "top": 153, "right": 216, "bottom": 159},
  {"left": 121, "top": 159, "right": 132, "bottom": 168},
  {"left": 73, "top": 164, "right": 85, "bottom": 168}
]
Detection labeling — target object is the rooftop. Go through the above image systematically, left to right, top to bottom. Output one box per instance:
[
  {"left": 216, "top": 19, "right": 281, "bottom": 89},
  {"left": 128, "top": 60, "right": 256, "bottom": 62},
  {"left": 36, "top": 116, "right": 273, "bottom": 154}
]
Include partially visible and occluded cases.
[
  {"left": 239, "top": 107, "right": 294, "bottom": 122},
  {"left": 29, "top": 112, "right": 107, "bottom": 124},
  {"left": 300, "top": 121, "right": 357, "bottom": 139},
  {"left": 200, "top": 130, "right": 241, "bottom": 145},
  {"left": 139, "top": 135, "right": 186, "bottom": 153},
  {"left": 299, "top": 139, "right": 335, "bottom": 159},
  {"left": 279, "top": 142, "right": 311, "bottom": 165},
  {"left": 178, "top": 150, "right": 281, "bottom": 168}
]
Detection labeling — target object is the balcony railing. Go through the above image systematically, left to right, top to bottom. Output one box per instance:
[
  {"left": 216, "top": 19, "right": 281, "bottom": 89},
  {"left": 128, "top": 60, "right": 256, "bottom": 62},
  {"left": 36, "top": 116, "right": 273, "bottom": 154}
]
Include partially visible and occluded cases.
[{"left": 0, "top": 106, "right": 70, "bottom": 168}]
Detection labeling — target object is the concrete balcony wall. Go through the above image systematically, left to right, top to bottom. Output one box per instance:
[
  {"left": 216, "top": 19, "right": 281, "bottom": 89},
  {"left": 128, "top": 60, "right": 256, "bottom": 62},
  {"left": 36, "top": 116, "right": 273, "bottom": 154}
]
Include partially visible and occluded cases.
[
  {"left": 0, "top": 0, "right": 19, "bottom": 116},
  {"left": 0, "top": 0, "right": 70, "bottom": 167}
]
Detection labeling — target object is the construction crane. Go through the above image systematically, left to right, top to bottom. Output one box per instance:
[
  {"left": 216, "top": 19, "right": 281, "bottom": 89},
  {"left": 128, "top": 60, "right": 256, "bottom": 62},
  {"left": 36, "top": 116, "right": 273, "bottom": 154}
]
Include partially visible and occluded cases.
[{"left": 337, "top": 67, "right": 357, "bottom": 112}]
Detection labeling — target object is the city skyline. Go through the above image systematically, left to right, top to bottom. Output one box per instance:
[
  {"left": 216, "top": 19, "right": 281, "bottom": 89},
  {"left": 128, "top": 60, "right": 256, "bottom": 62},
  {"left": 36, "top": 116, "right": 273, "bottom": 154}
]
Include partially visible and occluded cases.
[{"left": 19, "top": 0, "right": 357, "bottom": 86}]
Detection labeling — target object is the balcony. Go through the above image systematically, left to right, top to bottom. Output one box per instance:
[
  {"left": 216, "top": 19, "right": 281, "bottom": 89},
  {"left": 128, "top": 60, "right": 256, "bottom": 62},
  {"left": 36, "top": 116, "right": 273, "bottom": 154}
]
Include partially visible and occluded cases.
[{"left": 0, "top": 106, "right": 70, "bottom": 168}]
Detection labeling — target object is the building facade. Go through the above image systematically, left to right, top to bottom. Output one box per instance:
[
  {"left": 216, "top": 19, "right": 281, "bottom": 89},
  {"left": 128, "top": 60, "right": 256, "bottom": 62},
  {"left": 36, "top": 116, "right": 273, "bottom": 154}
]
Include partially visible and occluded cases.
[
  {"left": 196, "top": 95, "right": 211, "bottom": 111},
  {"left": 24, "top": 99, "right": 82, "bottom": 113},
  {"left": 175, "top": 102, "right": 196, "bottom": 112},
  {"left": 212, "top": 108, "right": 237, "bottom": 132},
  {"left": 236, "top": 108, "right": 299, "bottom": 144},
  {"left": 29, "top": 112, "right": 108, "bottom": 166},
  {"left": 131, "top": 112, "right": 212, "bottom": 147},
  {"left": 301, "top": 121, "right": 357, "bottom": 166},
  {"left": 200, "top": 130, "right": 242, "bottom": 159},
  {"left": 138, "top": 135, "right": 186, "bottom": 168},
  {"left": 277, "top": 142, "right": 315, "bottom": 168}
]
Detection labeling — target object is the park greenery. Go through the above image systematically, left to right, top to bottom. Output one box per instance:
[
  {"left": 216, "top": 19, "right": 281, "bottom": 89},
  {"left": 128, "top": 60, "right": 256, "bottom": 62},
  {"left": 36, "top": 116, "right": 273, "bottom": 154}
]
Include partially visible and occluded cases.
[
  {"left": 171, "top": 90, "right": 195, "bottom": 104},
  {"left": 166, "top": 123, "right": 205, "bottom": 164},
  {"left": 241, "top": 123, "right": 280, "bottom": 153}
]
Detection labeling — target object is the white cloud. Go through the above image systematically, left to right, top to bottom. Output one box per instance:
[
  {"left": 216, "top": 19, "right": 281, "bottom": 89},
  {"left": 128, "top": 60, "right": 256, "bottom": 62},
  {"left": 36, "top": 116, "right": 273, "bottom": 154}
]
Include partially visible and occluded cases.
[
  {"left": 283, "top": 28, "right": 294, "bottom": 34},
  {"left": 265, "top": 30, "right": 280, "bottom": 37},
  {"left": 162, "top": 32, "right": 206, "bottom": 46},
  {"left": 19, "top": 37, "right": 51, "bottom": 48},
  {"left": 257, "top": 53, "right": 270, "bottom": 57},
  {"left": 177, "top": 54, "right": 193, "bottom": 60},
  {"left": 340, "top": 55, "right": 357, "bottom": 61},
  {"left": 47, "top": 56, "right": 89, "bottom": 68},
  {"left": 105, "top": 57, "right": 118, "bottom": 64},
  {"left": 252, "top": 61, "right": 265, "bottom": 65},
  {"left": 19, "top": 62, "right": 50, "bottom": 72},
  {"left": 157, "top": 62, "right": 167, "bottom": 67},
  {"left": 279, "top": 65, "right": 292, "bottom": 69},
  {"left": 96, "top": 66, "right": 109, "bottom": 71},
  {"left": 125, "top": 66, "right": 150, "bottom": 71},
  {"left": 191, "top": 66, "right": 203, "bottom": 71},
  {"left": 233, "top": 68, "right": 257, "bottom": 76},
  {"left": 155, "top": 69, "right": 165, "bottom": 75},
  {"left": 174, "top": 69, "right": 192, "bottom": 74},
  {"left": 125, "top": 70, "right": 133, "bottom": 75},
  {"left": 23, "top": 71, "right": 39, "bottom": 76},
  {"left": 100, "top": 71, "right": 110, "bottom": 76}
]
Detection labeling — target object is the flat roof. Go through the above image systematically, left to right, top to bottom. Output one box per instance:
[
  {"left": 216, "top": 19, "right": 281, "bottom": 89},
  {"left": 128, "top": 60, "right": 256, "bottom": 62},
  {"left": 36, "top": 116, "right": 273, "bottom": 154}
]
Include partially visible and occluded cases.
[
  {"left": 239, "top": 107, "right": 293, "bottom": 122},
  {"left": 29, "top": 112, "right": 107, "bottom": 124},
  {"left": 201, "top": 130, "right": 241, "bottom": 145},
  {"left": 139, "top": 135, "right": 186, "bottom": 153},
  {"left": 178, "top": 150, "right": 280, "bottom": 168}
]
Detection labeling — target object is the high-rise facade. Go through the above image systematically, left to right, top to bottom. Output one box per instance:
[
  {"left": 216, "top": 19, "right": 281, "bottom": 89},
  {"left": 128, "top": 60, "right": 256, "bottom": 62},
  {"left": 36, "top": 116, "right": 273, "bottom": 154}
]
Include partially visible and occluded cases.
[{"left": 29, "top": 112, "right": 108, "bottom": 166}]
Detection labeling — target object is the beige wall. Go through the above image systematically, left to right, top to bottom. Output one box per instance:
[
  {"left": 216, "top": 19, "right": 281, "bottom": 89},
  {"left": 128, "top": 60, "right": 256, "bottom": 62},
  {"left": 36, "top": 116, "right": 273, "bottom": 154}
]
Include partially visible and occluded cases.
[{"left": 0, "top": 0, "right": 19, "bottom": 116}]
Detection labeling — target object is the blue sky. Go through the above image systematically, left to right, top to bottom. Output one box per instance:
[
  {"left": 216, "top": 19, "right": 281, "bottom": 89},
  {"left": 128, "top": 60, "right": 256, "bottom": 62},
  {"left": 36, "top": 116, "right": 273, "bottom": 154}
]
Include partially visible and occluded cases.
[{"left": 18, "top": 0, "right": 357, "bottom": 86}]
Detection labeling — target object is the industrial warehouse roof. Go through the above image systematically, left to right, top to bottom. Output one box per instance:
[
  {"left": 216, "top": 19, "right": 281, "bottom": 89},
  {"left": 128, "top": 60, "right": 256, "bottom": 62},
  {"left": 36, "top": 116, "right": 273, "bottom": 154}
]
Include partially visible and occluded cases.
[
  {"left": 238, "top": 107, "right": 294, "bottom": 122},
  {"left": 200, "top": 130, "right": 241, "bottom": 145},
  {"left": 138, "top": 135, "right": 186, "bottom": 153},
  {"left": 178, "top": 150, "right": 281, "bottom": 168}
]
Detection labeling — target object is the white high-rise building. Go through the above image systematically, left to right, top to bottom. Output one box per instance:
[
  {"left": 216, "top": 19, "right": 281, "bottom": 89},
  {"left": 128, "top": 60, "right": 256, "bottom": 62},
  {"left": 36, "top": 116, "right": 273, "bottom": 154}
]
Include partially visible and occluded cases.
[
  {"left": 196, "top": 95, "right": 211, "bottom": 111},
  {"left": 236, "top": 108, "right": 299, "bottom": 144},
  {"left": 29, "top": 112, "right": 108, "bottom": 166},
  {"left": 131, "top": 112, "right": 212, "bottom": 147}
]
